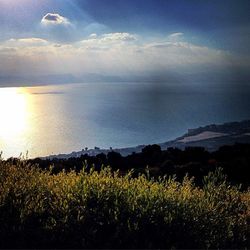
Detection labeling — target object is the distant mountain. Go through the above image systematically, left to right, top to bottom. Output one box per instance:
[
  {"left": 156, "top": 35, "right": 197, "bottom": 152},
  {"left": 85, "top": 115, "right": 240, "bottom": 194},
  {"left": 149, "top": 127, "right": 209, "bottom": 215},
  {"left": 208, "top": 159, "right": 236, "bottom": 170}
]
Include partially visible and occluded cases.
[
  {"left": 0, "top": 71, "right": 219, "bottom": 87},
  {"left": 0, "top": 73, "right": 134, "bottom": 87},
  {"left": 0, "top": 73, "right": 182, "bottom": 87},
  {"left": 0, "top": 74, "right": 78, "bottom": 87},
  {"left": 45, "top": 119, "right": 250, "bottom": 159}
]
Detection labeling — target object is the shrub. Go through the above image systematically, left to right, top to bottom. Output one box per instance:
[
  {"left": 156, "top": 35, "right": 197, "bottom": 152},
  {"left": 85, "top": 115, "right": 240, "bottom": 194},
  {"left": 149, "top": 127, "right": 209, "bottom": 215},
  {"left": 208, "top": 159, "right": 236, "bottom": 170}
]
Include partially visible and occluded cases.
[{"left": 0, "top": 161, "right": 249, "bottom": 248}]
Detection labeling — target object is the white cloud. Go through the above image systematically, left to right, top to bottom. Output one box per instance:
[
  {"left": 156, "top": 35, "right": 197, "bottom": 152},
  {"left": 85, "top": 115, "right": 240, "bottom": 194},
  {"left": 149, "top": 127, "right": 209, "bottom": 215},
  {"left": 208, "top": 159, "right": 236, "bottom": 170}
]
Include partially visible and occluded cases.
[
  {"left": 41, "top": 13, "right": 70, "bottom": 26},
  {"left": 78, "top": 32, "right": 137, "bottom": 51},
  {"left": 81, "top": 32, "right": 137, "bottom": 44},
  {"left": 169, "top": 32, "right": 184, "bottom": 38},
  {"left": 89, "top": 33, "right": 97, "bottom": 39},
  {"left": 101, "top": 33, "right": 137, "bottom": 42},
  {"left": 0, "top": 34, "right": 248, "bottom": 79},
  {"left": 7, "top": 38, "right": 48, "bottom": 47},
  {"left": 142, "top": 41, "right": 230, "bottom": 67},
  {"left": 0, "top": 47, "right": 17, "bottom": 55}
]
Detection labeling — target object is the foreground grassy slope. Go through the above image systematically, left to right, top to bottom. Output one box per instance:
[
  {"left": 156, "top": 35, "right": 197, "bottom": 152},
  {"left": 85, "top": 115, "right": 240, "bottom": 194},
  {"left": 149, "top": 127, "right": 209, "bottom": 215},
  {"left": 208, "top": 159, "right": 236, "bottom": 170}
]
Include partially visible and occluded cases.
[{"left": 0, "top": 161, "right": 249, "bottom": 249}]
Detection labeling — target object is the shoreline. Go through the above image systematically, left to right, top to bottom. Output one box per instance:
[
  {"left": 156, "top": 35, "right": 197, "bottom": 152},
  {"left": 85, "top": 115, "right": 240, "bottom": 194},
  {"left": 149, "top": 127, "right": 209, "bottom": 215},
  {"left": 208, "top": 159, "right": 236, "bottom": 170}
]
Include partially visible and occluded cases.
[{"left": 44, "top": 119, "right": 250, "bottom": 160}]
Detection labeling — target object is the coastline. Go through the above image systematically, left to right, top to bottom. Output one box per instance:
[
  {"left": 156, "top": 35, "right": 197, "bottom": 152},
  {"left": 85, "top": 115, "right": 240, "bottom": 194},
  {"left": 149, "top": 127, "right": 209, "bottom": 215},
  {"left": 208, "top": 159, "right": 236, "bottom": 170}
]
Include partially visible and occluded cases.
[{"left": 44, "top": 119, "right": 250, "bottom": 159}]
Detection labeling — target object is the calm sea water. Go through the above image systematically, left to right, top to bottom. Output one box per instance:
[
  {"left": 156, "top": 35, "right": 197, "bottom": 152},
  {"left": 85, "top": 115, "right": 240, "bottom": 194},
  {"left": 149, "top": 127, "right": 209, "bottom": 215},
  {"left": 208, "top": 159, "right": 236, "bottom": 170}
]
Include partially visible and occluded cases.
[{"left": 0, "top": 82, "right": 250, "bottom": 158}]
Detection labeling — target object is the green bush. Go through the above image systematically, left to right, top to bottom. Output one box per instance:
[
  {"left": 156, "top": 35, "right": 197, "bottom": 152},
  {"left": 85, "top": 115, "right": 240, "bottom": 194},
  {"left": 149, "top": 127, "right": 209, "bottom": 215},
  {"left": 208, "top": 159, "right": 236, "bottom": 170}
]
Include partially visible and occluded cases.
[{"left": 0, "top": 161, "right": 249, "bottom": 248}]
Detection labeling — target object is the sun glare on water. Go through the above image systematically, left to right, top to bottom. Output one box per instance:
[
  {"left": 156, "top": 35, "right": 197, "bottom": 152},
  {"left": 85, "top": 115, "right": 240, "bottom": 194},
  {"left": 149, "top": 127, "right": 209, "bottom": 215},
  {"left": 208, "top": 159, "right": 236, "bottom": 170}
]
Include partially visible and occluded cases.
[{"left": 0, "top": 88, "right": 30, "bottom": 148}]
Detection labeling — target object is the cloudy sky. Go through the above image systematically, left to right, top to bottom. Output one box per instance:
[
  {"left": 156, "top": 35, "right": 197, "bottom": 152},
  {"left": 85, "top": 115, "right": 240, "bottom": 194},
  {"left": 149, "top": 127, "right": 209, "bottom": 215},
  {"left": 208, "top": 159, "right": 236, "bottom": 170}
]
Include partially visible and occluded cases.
[{"left": 0, "top": 0, "right": 250, "bottom": 84}]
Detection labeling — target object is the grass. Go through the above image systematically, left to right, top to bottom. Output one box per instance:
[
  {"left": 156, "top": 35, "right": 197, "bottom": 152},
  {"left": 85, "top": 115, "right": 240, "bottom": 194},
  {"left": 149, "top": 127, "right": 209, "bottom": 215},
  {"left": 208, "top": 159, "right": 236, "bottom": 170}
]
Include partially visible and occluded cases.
[{"left": 0, "top": 160, "right": 249, "bottom": 248}]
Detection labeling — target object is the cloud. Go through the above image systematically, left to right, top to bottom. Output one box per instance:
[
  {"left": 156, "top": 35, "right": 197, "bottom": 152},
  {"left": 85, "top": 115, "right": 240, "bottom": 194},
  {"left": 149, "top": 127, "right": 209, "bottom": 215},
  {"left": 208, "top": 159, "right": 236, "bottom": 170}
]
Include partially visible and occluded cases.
[
  {"left": 41, "top": 13, "right": 70, "bottom": 26},
  {"left": 79, "top": 32, "right": 138, "bottom": 50},
  {"left": 82, "top": 32, "right": 137, "bottom": 44},
  {"left": 169, "top": 32, "right": 184, "bottom": 38},
  {"left": 89, "top": 33, "right": 97, "bottom": 39},
  {"left": 101, "top": 33, "right": 137, "bottom": 42},
  {"left": 168, "top": 33, "right": 184, "bottom": 42},
  {"left": 0, "top": 34, "right": 249, "bottom": 82},
  {"left": 7, "top": 38, "right": 48, "bottom": 46},
  {"left": 143, "top": 41, "right": 230, "bottom": 67},
  {"left": 0, "top": 47, "right": 17, "bottom": 54}
]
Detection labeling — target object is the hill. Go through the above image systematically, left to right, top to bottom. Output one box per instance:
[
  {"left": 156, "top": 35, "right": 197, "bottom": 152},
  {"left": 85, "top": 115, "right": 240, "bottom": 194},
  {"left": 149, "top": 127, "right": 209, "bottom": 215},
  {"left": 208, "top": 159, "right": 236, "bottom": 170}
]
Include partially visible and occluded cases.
[
  {"left": 46, "top": 119, "right": 250, "bottom": 159},
  {"left": 162, "top": 119, "right": 250, "bottom": 151}
]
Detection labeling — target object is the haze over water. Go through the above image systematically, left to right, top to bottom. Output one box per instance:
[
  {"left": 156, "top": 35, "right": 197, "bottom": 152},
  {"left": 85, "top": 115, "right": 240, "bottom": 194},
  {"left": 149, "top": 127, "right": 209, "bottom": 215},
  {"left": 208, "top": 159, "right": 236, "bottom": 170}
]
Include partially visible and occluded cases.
[{"left": 0, "top": 82, "right": 250, "bottom": 159}]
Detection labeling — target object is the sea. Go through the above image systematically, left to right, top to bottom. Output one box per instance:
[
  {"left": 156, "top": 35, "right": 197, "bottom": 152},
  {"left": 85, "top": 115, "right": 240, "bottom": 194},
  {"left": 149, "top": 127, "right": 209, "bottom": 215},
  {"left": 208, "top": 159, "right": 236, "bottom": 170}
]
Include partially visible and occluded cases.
[{"left": 0, "top": 82, "right": 250, "bottom": 158}]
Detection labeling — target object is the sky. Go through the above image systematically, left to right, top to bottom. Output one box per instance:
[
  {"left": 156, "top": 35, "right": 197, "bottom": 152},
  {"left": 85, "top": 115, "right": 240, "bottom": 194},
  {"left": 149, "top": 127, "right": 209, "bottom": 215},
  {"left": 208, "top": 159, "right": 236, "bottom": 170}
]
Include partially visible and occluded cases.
[{"left": 0, "top": 0, "right": 250, "bottom": 85}]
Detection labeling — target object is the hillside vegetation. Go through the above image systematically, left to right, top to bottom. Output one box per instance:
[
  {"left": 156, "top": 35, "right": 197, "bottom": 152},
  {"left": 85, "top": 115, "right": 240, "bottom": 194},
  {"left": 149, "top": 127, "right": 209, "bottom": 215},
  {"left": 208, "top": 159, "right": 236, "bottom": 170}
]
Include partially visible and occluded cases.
[
  {"left": 29, "top": 143, "right": 250, "bottom": 189},
  {"left": 0, "top": 160, "right": 249, "bottom": 249}
]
